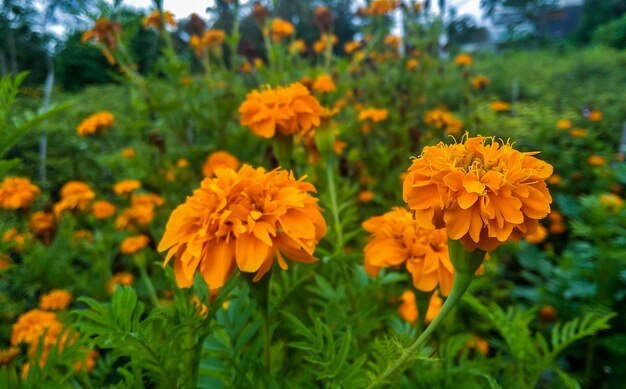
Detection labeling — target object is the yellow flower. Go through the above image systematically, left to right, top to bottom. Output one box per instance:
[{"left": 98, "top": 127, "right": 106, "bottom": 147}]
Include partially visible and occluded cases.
[
  {"left": 142, "top": 10, "right": 176, "bottom": 29},
  {"left": 270, "top": 18, "right": 294, "bottom": 41},
  {"left": 454, "top": 53, "right": 473, "bottom": 67},
  {"left": 313, "top": 74, "right": 336, "bottom": 93},
  {"left": 471, "top": 75, "right": 489, "bottom": 90},
  {"left": 239, "top": 83, "right": 324, "bottom": 138},
  {"left": 490, "top": 100, "right": 511, "bottom": 112},
  {"left": 358, "top": 108, "right": 389, "bottom": 122},
  {"left": 76, "top": 111, "right": 115, "bottom": 136},
  {"left": 556, "top": 119, "right": 572, "bottom": 129},
  {"left": 403, "top": 134, "right": 553, "bottom": 252},
  {"left": 203, "top": 151, "right": 241, "bottom": 177},
  {"left": 587, "top": 155, "right": 606, "bottom": 166},
  {"left": 158, "top": 165, "right": 327, "bottom": 290},
  {"left": 0, "top": 177, "right": 40, "bottom": 210},
  {"left": 113, "top": 179, "right": 141, "bottom": 195},
  {"left": 599, "top": 193, "right": 623, "bottom": 211},
  {"left": 91, "top": 200, "right": 117, "bottom": 219},
  {"left": 363, "top": 208, "right": 453, "bottom": 295},
  {"left": 120, "top": 234, "right": 150, "bottom": 254},
  {"left": 39, "top": 290, "right": 73, "bottom": 311},
  {"left": 398, "top": 290, "right": 442, "bottom": 324}
]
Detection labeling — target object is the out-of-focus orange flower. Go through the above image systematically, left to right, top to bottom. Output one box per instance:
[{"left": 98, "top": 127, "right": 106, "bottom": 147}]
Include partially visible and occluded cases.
[
  {"left": 365, "top": 0, "right": 399, "bottom": 15},
  {"left": 252, "top": 3, "right": 269, "bottom": 25},
  {"left": 313, "top": 6, "right": 334, "bottom": 32},
  {"left": 142, "top": 10, "right": 176, "bottom": 29},
  {"left": 81, "top": 18, "right": 122, "bottom": 51},
  {"left": 270, "top": 18, "right": 294, "bottom": 41},
  {"left": 190, "top": 29, "right": 225, "bottom": 57},
  {"left": 313, "top": 34, "right": 338, "bottom": 53},
  {"left": 384, "top": 34, "right": 401, "bottom": 49},
  {"left": 288, "top": 39, "right": 307, "bottom": 54},
  {"left": 344, "top": 41, "right": 360, "bottom": 54},
  {"left": 454, "top": 53, "right": 473, "bottom": 66},
  {"left": 254, "top": 58, "right": 264, "bottom": 69},
  {"left": 406, "top": 58, "right": 419, "bottom": 70},
  {"left": 241, "top": 61, "right": 252, "bottom": 74},
  {"left": 313, "top": 74, "right": 336, "bottom": 93},
  {"left": 471, "top": 75, "right": 489, "bottom": 90},
  {"left": 239, "top": 83, "right": 324, "bottom": 138},
  {"left": 490, "top": 100, "right": 511, "bottom": 112},
  {"left": 424, "top": 107, "right": 463, "bottom": 135},
  {"left": 358, "top": 108, "right": 388, "bottom": 122},
  {"left": 588, "top": 110, "right": 602, "bottom": 121},
  {"left": 76, "top": 111, "right": 115, "bottom": 136},
  {"left": 556, "top": 119, "right": 572, "bottom": 129},
  {"left": 569, "top": 128, "right": 587, "bottom": 138},
  {"left": 403, "top": 135, "right": 553, "bottom": 252},
  {"left": 122, "top": 147, "right": 136, "bottom": 158},
  {"left": 203, "top": 151, "right": 241, "bottom": 177},
  {"left": 587, "top": 155, "right": 606, "bottom": 166},
  {"left": 177, "top": 158, "right": 189, "bottom": 168},
  {"left": 158, "top": 165, "right": 327, "bottom": 290},
  {"left": 547, "top": 174, "right": 562, "bottom": 185},
  {"left": 0, "top": 177, "right": 40, "bottom": 210},
  {"left": 113, "top": 179, "right": 141, "bottom": 195},
  {"left": 53, "top": 181, "right": 95, "bottom": 216},
  {"left": 358, "top": 190, "right": 375, "bottom": 203},
  {"left": 132, "top": 193, "right": 164, "bottom": 208},
  {"left": 600, "top": 193, "right": 623, "bottom": 211},
  {"left": 115, "top": 194, "right": 163, "bottom": 230},
  {"left": 91, "top": 200, "right": 116, "bottom": 219},
  {"left": 363, "top": 208, "right": 454, "bottom": 296},
  {"left": 29, "top": 211, "right": 55, "bottom": 236},
  {"left": 548, "top": 211, "right": 566, "bottom": 234},
  {"left": 525, "top": 224, "right": 547, "bottom": 244},
  {"left": 3, "top": 228, "right": 31, "bottom": 251},
  {"left": 73, "top": 230, "right": 94, "bottom": 244},
  {"left": 120, "top": 234, "right": 150, "bottom": 254},
  {"left": 0, "top": 253, "right": 12, "bottom": 270},
  {"left": 107, "top": 272, "right": 135, "bottom": 294},
  {"left": 39, "top": 290, "right": 73, "bottom": 311},
  {"left": 398, "top": 290, "right": 442, "bottom": 324},
  {"left": 538, "top": 305, "right": 557, "bottom": 323},
  {"left": 11, "top": 309, "right": 70, "bottom": 366},
  {"left": 467, "top": 336, "right": 489, "bottom": 356},
  {"left": 0, "top": 346, "right": 20, "bottom": 366},
  {"left": 74, "top": 350, "right": 99, "bottom": 373}
]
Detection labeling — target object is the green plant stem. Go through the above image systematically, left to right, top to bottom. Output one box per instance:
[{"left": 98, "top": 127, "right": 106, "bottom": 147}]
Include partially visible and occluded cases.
[
  {"left": 324, "top": 161, "right": 343, "bottom": 250},
  {"left": 139, "top": 266, "right": 160, "bottom": 307},
  {"left": 368, "top": 272, "right": 474, "bottom": 388},
  {"left": 414, "top": 291, "right": 432, "bottom": 334}
]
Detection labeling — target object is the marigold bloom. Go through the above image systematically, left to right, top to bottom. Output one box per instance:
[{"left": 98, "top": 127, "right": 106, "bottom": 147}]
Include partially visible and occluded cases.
[
  {"left": 366, "top": 0, "right": 399, "bottom": 15},
  {"left": 142, "top": 10, "right": 176, "bottom": 29},
  {"left": 81, "top": 18, "right": 122, "bottom": 50},
  {"left": 270, "top": 18, "right": 294, "bottom": 41},
  {"left": 189, "top": 29, "right": 225, "bottom": 57},
  {"left": 313, "top": 34, "right": 338, "bottom": 53},
  {"left": 384, "top": 35, "right": 401, "bottom": 49},
  {"left": 289, "top": 39, "right": 307, "bottom": 54},
  {"left": 344, "top": 41, "right": 360, "bottom": 54},
  {"left": 454, "top": 53, "right": 473, "bottom": 66},
  {"left": 406, "top": 58, "right": 419, "bottom": 70},
  {"left": 313, "top": 74, "right": 336, "bottom": 93},
  {"left": 471, "top": 75, "right": 489, "bottom": 90},
  {"left": 239, "top": 83, "right": 324, "bottom": 138},
  {"left": 490, "top": 100, "right": 511, "bottom": 112},
  {"left": 424, "top": 107, "right": 463, "bottom": 135},
  {"left": 358, "top": 108, "right": 389, "bottom": 122},
  {"left": 588, "top": 110, "right": 602, "bottom": 121},
  {"left": 76, "top": 111, "right": 115, "bottom": 136},
  {"left": 556, "top": 119, "right": 572, "bottom": 129},
  {"left": 569, "top": 128, "right": 587, "bottom": 138},
  {"left": 403, "top": 135, "right": 553, "bottom": 252},
  {"left": 122, "top": 147, "right": 136, "bottom": 158},
  {"left": 203, "top": 151, "right": 241, "bottom": 177},
  {"left": 587, "top": 155, "right": 607, "bottom": 166},
  {"left": 158, "top": 165, "right": 327, "bottom": 290},
  {"left": 547, "top": 174, "right": 562, "bottom": 185},
  {"left": 0, "top": 177, "right": 40, "bottom": 210},
  {"left": 113, "top": 179, "right": 141, "bottom": 195},
  {"left": 53, "top": 181, "right": 95, "bottom": 216},
  {"left": 358, "top": 190, "right": 375, "bottom": 203},
  {"left": 599, "top": 193, "right": 623, "bottom": 211},
  {"left": 116, "top": 196, "right": 161, "bottom": 230},
  {"left": 91, "top": 200, "right": 116, "bottom": 219},
  {"left": 363, "top": 208, "right": 454, "bottom": 295},
  {"left": 29, "top": 211, "right": 55, "bottom": 236},
  {"left": 525, "top": 224, "right": 547, "bottom": 244},
  {"left": 3, "top": 228, "right": 31, "bottom": 251},
  {"left": 73, "top": 230, "right": 94, "bottom": 244},
  {"left": 120, "top": 234, "right": 150, "bottom": 254},
  {"left": 0, "top": 253, "right": 11, "bottom": 270},
  {"left": 107, "top": 272, "right": 135, "bottom": 294},
  {"left": 39, "top": 290, "right": 73, "bottom": 311},
  {"left": 398, "top": 290, "right": 442, "bottom": 324},
  {"left": 538, "top": 305, "right": 557, "bottom": 323},
  {"left": 11, "top": 309, "right": 71, "bottom": 366},
  {"left": 467, "top": 336, "right": 489, "bottom": 356},
  {"left": 0, "top": 347, "right": 20, "bottom": 366}
]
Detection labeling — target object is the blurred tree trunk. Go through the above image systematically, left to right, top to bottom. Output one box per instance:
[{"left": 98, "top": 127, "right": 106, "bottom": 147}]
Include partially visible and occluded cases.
[{"left": 39, "top": 49, "right": 53, "bottom": 184}]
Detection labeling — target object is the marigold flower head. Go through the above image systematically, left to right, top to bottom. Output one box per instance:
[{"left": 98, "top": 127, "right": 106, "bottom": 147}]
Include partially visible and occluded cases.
[
  {"left": 365, "top": 0, "right": 399, "bottom": 16},
  {"left": 313, "top": 6, "right": 334, "bottom": 32},
  {"left": 142, "top": 10, "right": 176, "bottom": 29},
  {"left": 81, "top": 18, "right": 122, "bottom": 50},
  {"left": 270, "top": 18, "right": 294, "bottom": 41},
  {"left": 313, "top": 34, "right": 338, "bottom": 53},
  {"left": 384, "top": 35, "right": 401, "bottom": 49},
  {"left": 288, "top": 39, "right": 307, "bottom": 54},
  {"left": 344, "top": 41, "right": 360, "bottom": 54},
  {"left": 454, "top": 53, "right": 473, "bottom": 66},
  {"left": 406, "top": 58, "right": 419, "bottom": 70},
  {"left": 313, "top": 74, "right": 336, "bottom": 93},
  {"left": 471, "top": 75, "right": 489, "bottom": 90},
  {"left": 239, "top": 83, "right": 324, "bottom": 138},
  {"left": 490, "top": 100, "right": 511, "bottom": 112},
  {"left": 424, "top": 107, "right": 463, "bottom": 135},
  {"left": 358, "top": 108, "right": 389, "bottom": 123},
  {"left": 587, "top": 110, "right": 602, "bottom": 121},
  {"left": 76, "top": 111, "right": 115, "bottom": 136},
  {"left": 556, "top": 119, "right": 572, "bottom": 129},
  {"left": 569, "top": 128, "right": 587, "bottom": 138},
  {"left": 403, "top": 134, "right": 553, "bottom": 252},
  {"left": 122, "top": 147, "right": 136, "bottom": 158},
  {"left": 203, "top": 151, "right": 241, "bottom": 177},
  {"left": 587, "top": 155, "right": 606, "bottom": 166},
  {"left": 158, "top": 165, "right": 327, "bottom": 291},
  {"left": 548, "top": 174, "right": 562, "bottom": 185},
  {"left": 0, "top": 177, "right": 40, "bottom": 210},
  {"left": 113, "top": 179, "right": 141, "bottom": 195},
  {"left": 53, "top": 181, "right": 95, "bottom": 216},
  {"left": 358, "top": 190, "right": 375, "bottom": 203},
  {"left": 599, "top": 193, "right": 623, "bottom": 211},
  {"left": 91, "top": 200, "right": 116, "bottom": 219},
  {"left": 116, "top": 204, "right": 156, "bottom": 230},
  {"left": 363, "top": 208, "right": 454, "bottom": 295},
  {"left": 29, "top": 211, "right": 55, "bottom": 236},
  {"left": 525, "top": 223, "right": 547, "bottom": 244},
  {"left": 3, "top": 228, "right": 32, "bottom": 251},
  {"left": 73, "top": 230, "right": 94, "bottom": 244},
  {"left": 120, "top": 234, "right": 150, "bottom": 254},
  {"left": 0, "top": 253, "right": 12, "bottom": 270},
  {"left": 107, "top": 272, "right": 135, "bottom": 294},
  {"left": 39, "top": 290, "right": 73, "bottom": 311},
  {"left": 398, "top": 290, "right": 442, "bottom": 324},
  {"left": 11, "top": 309, "right": 71, "bottom": 366},
  {"left": 467, "top": 336, "right": 489, "bottom": 356},
  {"left": 0, "top": 346, "right": 20, "bottom": 366}
]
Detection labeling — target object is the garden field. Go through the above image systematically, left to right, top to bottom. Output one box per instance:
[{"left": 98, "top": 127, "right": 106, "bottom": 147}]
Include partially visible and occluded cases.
[{"left": 1, "top": 1, "right": 626, "bottom": 388}]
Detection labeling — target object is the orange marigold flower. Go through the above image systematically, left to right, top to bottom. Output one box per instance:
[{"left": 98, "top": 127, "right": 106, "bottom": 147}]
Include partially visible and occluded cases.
[
  {"left": 366, "top": 0, "right": 399, "bottom": 15},
  {"left": 142, "top": 10, "right": 176, "bottom": 29},
  {"left": 81, "top": 18, "right": 122, "bottom": 50},
  {"left": 270, "top": 18, "right": 294, "bottom": 41},
  {"left": 313, "top": 33, "right": 338, "bottom": 53},
  {"left": 384, "top": 34, "right": 401, "bottom": 49},
  {"left": 288, "top": 39, "right": 307, "bottom": 54},
  {"left": 344, "top": 41, "right": 360, "bottom": 54},
  {"left": 454, "top": 53, "right": 473, "bottom": 66},
  {"left": 406, "top": 58, "right": 419, "bottom": 70},
  {"left": 313, "top": 74, "right": 336, "bottom": 93},
  {"left": 471, "top": 75, "right": 489, "bottom": 90},
  {"left": 239, "top": 83, "right": 324, "bottom": 138},
  {"left": 490, "top": 100, "right": 511, "bottom": 112},
  {"left": 424, "top": 107, "right": 463, "bottom": 135},
  {"left": 358, "top": 108, "right": 389, "bottom": 122},
  {"left": 588, "top": 110, "right": 602, "bottom": 121},
  {"left": 76, "top": 111, "right": 115, "bottom": 136},
  {"left": 556, "top": 119, "right": 572, "bottom": 129},
  {"left": 569, "top": 128, "right": 587, "bottom": 138},
  {"left": 403, "top": 135, "right": 553, "bottom": 252},
  {"left": 122, "top": 147, "right": 136, "bottom": 158},
  {"left": 203, "top": 151, "right": 241, "bottom": 177},
  {"left": 587, "top": 155, "right": 606, "bottom": 166},
  {"left": 158, "top": 165, "right": 327, "bottom": 290},
  {"left": 547, "top": 174, "right": 562, "bottom": 185},
  {"left": 0, "top": 177, "right": 40, "bottom": 210},
  {"left": 113, "top": 179, "right": 141, "bottom": 195},
  {"left": 53, "top": 181, "right": 95, "bottom": 216},
  {"left": 358, "top": 190, "right": 375, "bottom": 203},
  {"left": 599, "top": 193, "right": 623, "bottom": 211},
  {"left": 116, "top": 195, "right": 161, "bottom": 230},
  {"left": 91, "top": 200, "right": 116, "bottom": 219},
  {"left": 363, "top": 208, "right": 454, "bottom": 295},
  {"left": 29, "top": 211, "right": 55, "bottom": 236},
  {"left": 525, "top": 224, "right": 547, "bottom": 244},
  {"left": 3, "top": 228, "right": 31, "bottom": 251},
  {"left": 73, "top": 230, "right": 94, "bottom": 244},
  {"left": 120, "top": 234, "right": 150, "bottom": 254},
  {"left": 0, "top": 253, "right": 12, "bottom": 270},
  {"left": 107, "top": 272, "right": 135, "bottom": 294},
  {"left": 39, "top": 290, "right": 73, "bottom": 311},
  {"left": 398, "top": 290, "right": 442, "bottom": 324},
  {"left": 538, "top": 305, "right": 557, "bottom": 323},
  {"left": 11, "top": 309, "right": 71, "bottom": 366},
  {"left": 467, "top": 336, "right": 489, "bottom": 356},
  {"left": 0, "top": 346, "right": 20, "bottom": 366},
  {"left": 74, "top": 350, "right": 99, "bottom": 373}
]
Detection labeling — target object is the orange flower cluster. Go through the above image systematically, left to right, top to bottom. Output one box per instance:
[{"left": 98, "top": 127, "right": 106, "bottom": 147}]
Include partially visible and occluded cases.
[
  {"left": 364, "top": 0, "right": 399, "bottom": 16},
  {"left": 142, "top": 10, "right": 176, "bottom": 29},
  {"left": 81, "top": 18, "right": 122, "bottom": 50},
  {"left": 270, "top": 18, "right": 294, "bottom": 41},
  {"left": 189, "top": 29, "right": 225, "bottom": 57},
  {"left": 313, "top": 34, "right": 338, "bottom": 53},
  {"left": 384, "top": 35, "right": 401, "bottom": 49},
  {"left": 289, "top": 39, "right": 307, "bottom": 54},
  {"left": 344, "top": 41, "right": 360, "bottom": 54},
  {"left": 454, "top": 53, "right": 473, "bottom": 67},
  {"left": 406, "top": 58, "right": 419, "bottom": 70},
  {"left": 313, "top": 74, "right": 336, "bottom": 93},
  {"left": 471, "top": 75, "right": 490, "bottom": 90},
  {"left": 239, "top": 83, "right": 324, "bottom": 138},
  {"left": 490, "top": 100, "right": 511, "bottom": 112},
  {"left": 424, "top": 107, "right": 463, "bottom": 135},
  {"left": 358, "top": 108, "right": 389, "bottom": 122},
  {"left": 588, "top": 110, "right": 603, "bottom": 121},
  {"left": 76, "top": 111, "right": 115, "bottom": 136},
  {"left": 556, "top": 119, "right": 572, "bottom": 129},
  {"left": 570, "top": 128, "right": 587, "bottom": 138},
  {"left": 403, "top": 135, "right": 553, "bottom": 251},
  {"left": 203, "top": 151, "right": 241, "bottom": 177},
  {"left": 587, "top": 155, "right": 607, "bottom": 166},
  {"left": 158, "top": 165, "right": 327, "bottom": 290},
  {"left": 0, "top": 177, "right": 40, "bottom": 210},
  {"left": 113, "top": 179, "right": 141, "bottom": 195},
  {"left": 53, "top": 181, "right": 96, "bottom": 216},
  {"left": 115, "top": 193, "right": 164, "bottom": 230},
  {"left": 600, "top": 193, "right": 623, "bottom": 211},
  {"left": 91, "top": 200, "right": 117, "bottom": 219},
  {"left": 363, "top": 208, "right": 453, "bottom": 295},
  {"left": 29, "top": 211, "right": 55, "bottom": 240},
  {"left": 548, "top": 211, "right": 566, "bottom": 234},
  {"left": 525, "top": 224, "right": 548, "bottom": 244},
  {"left": 3, "top": 228, "right": 31, "bottom": 251},
  {"left": 120, "top": 234, "right": 150, "bottom": 254},
  {"left": 0, "top": 253, "right": 11, "bottom": 270},
  {"left": 107, "top": 272, "right": 135, "bottom": 294},
  {"left": 39, "top": 290, "right": 73, "bottom": 311},
  {"left": 398, "top": 290, "right": 443, "bottom": 324},
  {"left": 11, "top": 309, "right": 70, "bottom": 366}
]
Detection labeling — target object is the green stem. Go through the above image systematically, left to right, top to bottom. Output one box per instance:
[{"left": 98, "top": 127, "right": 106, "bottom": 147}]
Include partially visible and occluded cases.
[
  {"left": 324, "top": 161, "right": 343, "bottom": 250},
  {"left": 139, "top": 266, "right": 160, "bottom": 307},
  {"left": 368, "top": 272, "right": 474, "bottom": 388},
  {"left": 414, "top": 290, "right": 432, "bottom": 334}
]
